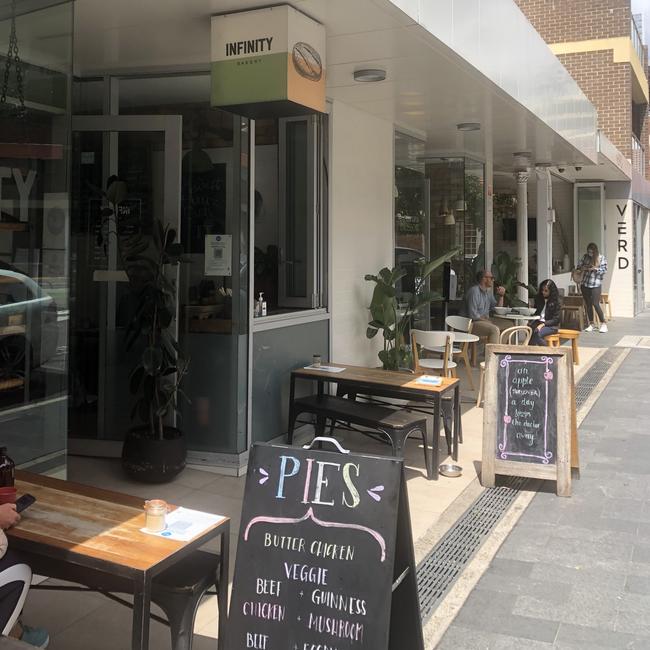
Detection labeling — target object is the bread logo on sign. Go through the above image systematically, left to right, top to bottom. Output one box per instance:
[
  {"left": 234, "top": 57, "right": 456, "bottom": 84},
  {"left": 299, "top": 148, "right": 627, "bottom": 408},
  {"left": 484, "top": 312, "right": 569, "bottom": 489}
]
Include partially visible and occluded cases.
[{"left": 292, "top": 42, "right": 322, "bottom": 81}]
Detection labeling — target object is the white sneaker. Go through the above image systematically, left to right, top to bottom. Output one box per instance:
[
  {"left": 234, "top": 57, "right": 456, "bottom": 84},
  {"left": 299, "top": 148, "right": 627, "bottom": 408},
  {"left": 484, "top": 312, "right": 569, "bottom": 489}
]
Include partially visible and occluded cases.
[
  {"left": 599, "top": 323, "right": 608, "bottom": 333},
  {"left": 584, "top": 324, "right": 594, "bottom": 332}
]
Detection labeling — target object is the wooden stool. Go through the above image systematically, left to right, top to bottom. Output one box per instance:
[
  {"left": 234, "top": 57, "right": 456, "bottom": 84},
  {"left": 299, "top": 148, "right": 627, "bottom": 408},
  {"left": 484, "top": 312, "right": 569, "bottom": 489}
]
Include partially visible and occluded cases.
[
  {"left": 600, "top": 292, "right": 613, "bottom": 320},
  {"left": 544, "top": 329, "right": 580, "bottom": 364}
]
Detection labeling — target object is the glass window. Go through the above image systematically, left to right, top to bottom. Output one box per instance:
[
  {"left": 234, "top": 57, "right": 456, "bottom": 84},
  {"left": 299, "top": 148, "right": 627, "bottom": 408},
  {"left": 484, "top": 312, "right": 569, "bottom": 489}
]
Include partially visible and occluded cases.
[
  {"left": 0, "top": 0, "right": 73, "bottom": 471},
  {"left": 254, "top": 114, "right": 325, "bottom": 315},
  {"left": 394, "top": 137, "right": 486, "bottom": 326}
]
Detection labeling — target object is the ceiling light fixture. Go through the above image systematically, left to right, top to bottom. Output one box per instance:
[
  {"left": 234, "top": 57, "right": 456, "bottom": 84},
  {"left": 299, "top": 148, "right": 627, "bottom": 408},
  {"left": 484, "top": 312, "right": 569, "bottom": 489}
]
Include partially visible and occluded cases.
[
  {"left": 353, "top": 68, "right": 386, "bottom": 82},
  {"left": 457, "top": 122, "right": 481, "bottom": 131}
]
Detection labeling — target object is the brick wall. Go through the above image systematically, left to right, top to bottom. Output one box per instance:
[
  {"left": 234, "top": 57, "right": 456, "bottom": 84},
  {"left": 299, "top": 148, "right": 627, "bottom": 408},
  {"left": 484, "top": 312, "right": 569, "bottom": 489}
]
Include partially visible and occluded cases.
[
  {"left": 515, "top": 0, "right": 631, "bottom": 42},
  {"left": 558, "top": 50, "right": 632, "bottom": 156}
]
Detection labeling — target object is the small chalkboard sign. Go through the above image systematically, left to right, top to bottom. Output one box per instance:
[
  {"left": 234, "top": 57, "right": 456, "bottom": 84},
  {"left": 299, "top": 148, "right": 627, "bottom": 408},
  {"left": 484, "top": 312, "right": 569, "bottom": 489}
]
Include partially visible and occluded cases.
[
  {"left": 481, "top": 345, "right": 572, "bottom": 496},
  {"left": 227, "top": 440, "right": 424, "bottom": 650}
]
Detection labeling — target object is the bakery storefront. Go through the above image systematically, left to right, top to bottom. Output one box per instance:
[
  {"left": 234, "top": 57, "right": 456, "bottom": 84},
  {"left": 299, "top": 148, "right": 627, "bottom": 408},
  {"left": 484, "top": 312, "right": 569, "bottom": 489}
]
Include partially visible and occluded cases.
[{"left": 0, "top": 2, "right": 329, "bottom": 475}]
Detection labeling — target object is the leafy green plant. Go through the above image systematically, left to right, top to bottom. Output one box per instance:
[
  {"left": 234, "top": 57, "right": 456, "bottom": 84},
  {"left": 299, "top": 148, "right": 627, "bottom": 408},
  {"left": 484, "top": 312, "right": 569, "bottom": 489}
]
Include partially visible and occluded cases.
[
  {"left": 97, "top": 178, "right": 189, "bottom": 440},
  {"left": 365, "top": 248, "right": 461, "bottom": 370},
  {"left": 492, "top": 251, "right": 534, "bottom": 307}
]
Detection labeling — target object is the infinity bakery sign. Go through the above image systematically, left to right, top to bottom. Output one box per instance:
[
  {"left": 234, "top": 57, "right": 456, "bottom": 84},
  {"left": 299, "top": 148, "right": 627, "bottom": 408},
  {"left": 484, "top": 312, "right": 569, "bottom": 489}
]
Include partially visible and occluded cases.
[{"left": 211, "top": 5, "right": 326, "bottom": 115}]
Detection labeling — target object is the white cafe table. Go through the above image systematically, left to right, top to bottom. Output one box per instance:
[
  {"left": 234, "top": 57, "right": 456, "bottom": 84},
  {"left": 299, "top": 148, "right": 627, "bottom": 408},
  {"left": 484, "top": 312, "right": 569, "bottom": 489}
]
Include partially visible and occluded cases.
[{"left": 499, "top": 312, "right": 537, "bottom": 326}]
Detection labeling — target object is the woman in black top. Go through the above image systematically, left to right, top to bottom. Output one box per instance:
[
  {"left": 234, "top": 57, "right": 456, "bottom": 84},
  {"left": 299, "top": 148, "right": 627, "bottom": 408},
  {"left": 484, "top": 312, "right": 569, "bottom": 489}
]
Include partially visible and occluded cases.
[{"left": 529, "top": 279, "right": 562, "bottom": 346}]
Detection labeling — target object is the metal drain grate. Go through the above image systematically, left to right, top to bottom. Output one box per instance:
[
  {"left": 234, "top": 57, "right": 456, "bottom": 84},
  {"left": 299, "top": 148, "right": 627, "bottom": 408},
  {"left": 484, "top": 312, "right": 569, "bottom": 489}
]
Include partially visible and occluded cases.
[
  {"left": 416, "top": 347, "right": 626, "bottom": 622},
  {"left": 575, "top": 347, "right": 626, "bottom": 408},
  {"left": 416, "top": 476, "right": 528, "bottom": 620}
]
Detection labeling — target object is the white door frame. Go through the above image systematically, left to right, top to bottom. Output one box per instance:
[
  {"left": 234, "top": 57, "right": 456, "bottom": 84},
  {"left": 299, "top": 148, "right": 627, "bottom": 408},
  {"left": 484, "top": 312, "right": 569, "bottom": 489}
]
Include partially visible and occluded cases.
[
  {"left": 68, "top": 114, "right": 182, "bottom": 456},
  {"left": 573, "top": 182, "right": 605, "bottom": 264}
]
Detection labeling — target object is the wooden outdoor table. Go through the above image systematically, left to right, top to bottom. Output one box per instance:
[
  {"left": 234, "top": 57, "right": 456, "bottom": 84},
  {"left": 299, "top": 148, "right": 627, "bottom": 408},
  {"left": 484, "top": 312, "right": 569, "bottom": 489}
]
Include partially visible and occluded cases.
[
  {"left": 289, "top": 363, "right": 462, "bottom": 478},
  {"left": 8, "top": 471, "right": 230, "bottom": 650}
]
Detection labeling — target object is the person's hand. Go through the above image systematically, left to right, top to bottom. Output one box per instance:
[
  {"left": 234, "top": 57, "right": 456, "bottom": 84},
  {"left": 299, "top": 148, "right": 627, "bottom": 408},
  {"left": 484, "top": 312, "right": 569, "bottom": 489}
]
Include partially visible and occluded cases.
[
  {"left": 496, "top": 286, "right": 506, "bottom": 297},
  {"left": 536, "top": 323, "right": 544, "bottom": 331},
  {"left": 0, "top": 503, "right": 20, "bottom": 530}
]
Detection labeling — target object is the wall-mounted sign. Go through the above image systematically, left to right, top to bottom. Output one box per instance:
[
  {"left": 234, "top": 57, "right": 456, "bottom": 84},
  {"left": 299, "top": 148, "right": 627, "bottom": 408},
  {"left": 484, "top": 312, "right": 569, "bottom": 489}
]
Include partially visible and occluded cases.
[
  {"left": 211, "top": 5, "right": 326, "bottom": 117},
  {"left": 205, "top": 234, "right": 232, "bottom": 276}
]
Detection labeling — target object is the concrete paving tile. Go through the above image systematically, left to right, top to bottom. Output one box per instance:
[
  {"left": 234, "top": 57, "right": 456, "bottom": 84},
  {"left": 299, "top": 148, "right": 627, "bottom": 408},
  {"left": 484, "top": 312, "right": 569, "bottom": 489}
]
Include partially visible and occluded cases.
[
  {"left": 601, "top": 498, "right": 650, "bottom": 523},
  {"left": 557, "top": 509, "right": 637, "bottom": 535},
  {"left": 636, "top": 521, "right": 650, "bottom": 540},
  {"left": 542, "top": 535, "right": 634, "bottom": 568},
  {"left": 631, "top": 542, "right": 650, "bottom": 564},
  {"left": 484, "top": 557, "right": 534, "bottom": 579},
  {"left": 528, "top": 562, "right": 626, "bottom": 591},
  {"left": 475, "top": 572, "right": 571, "bottom": 601},
  {"left": 624, "top": 574, "right": 650, "bottom": 595},
  {"left": 22, "top": 580, "right": 107, "bottom": 636},
  {"left": 513, "top": 585, "right": 622, "bottom": 630},
  {"left": 453, "top": 590, "right": 559, "bottom": 643},
  {"left": 615, "top": 592, "right": 650, "bottom": 636},
  {"left": 555, "top": 622, "right": 650, "bottom": 649},
  {"left": 437, "top": 624, "right": 495, "bottom": 649},
  {"left": 492, "top": 636, "right": 554, "bottom": 649}
]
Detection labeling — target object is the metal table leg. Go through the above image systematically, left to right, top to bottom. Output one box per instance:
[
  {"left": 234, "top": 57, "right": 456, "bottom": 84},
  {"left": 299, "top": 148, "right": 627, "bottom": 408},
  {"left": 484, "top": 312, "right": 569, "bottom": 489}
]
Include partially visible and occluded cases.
[
  {"left": 453, "top": 385, "right": 460, "bottom": 461},
  {"left": 431, "top": 398, "right": 440, "bottom": 480},
  {"left": 217, "top": 527, "right": 230, "bottom": 650},
  {"left": 132, "top": 572, "right": 152, "bottom": 650}
]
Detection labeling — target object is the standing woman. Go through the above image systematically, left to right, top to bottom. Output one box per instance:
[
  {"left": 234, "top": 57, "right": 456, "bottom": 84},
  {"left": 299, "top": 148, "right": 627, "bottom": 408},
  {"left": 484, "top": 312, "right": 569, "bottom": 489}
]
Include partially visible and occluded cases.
[
  {"left": 579, "top": 242, "right": 608, "bottom": 332},
  {"left": 529, "top": 279, "right": 562, "bottom": 346}
]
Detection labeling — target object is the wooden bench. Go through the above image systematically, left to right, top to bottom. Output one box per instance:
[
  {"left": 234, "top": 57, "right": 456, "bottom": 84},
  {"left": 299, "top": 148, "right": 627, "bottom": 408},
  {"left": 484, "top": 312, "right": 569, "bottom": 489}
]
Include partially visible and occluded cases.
[
  {"left": 545, "top": 328, "right": 580, "bottom": 364},
  {"left": 288, "top": 394, "right": 435, "bottom": 479}
]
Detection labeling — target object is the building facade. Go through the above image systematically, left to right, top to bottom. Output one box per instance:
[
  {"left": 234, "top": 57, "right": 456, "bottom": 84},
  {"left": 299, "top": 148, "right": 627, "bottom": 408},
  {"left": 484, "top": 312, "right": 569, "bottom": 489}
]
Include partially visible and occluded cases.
[
  {"left": 0, "top": 0, "right": 620, "bottom": 478},
  {"left": 516, "top": 0, "right": 650, "bottom": 317}
]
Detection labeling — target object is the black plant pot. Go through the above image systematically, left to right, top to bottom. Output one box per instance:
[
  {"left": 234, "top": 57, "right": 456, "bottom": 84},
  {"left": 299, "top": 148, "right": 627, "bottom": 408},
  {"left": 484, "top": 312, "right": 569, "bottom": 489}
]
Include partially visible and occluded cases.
[{"left": 121, "top": 426, "right": 186, "bottom": 483}]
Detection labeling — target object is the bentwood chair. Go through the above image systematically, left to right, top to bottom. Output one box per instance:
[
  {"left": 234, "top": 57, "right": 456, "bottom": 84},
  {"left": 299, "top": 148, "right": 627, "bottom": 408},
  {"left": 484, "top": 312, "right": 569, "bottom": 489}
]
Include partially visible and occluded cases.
[
  {"left": 445, "top": 315, "right": 475, "bottom": 390},
  {"left": 476, "top": 326, "right": 532, "bottom": 407},
  {"left": 411, "top": 330, "right": 456, "bottom": 377}
]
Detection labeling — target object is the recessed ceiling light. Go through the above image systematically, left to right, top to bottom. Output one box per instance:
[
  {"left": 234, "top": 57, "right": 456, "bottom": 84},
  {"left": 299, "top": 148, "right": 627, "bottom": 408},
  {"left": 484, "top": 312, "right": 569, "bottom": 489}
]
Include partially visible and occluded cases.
[
  {"left": 353, "top": 69, "right": 386, "bottom": 82},
  {"left": 456, "top": 122, "right": 481, "bottom": 131}
]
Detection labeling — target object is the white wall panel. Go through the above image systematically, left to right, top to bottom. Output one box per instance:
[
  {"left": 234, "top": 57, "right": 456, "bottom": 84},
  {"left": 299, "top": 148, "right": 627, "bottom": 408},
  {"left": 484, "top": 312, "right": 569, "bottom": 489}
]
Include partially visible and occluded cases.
[{"left": 330, "top": 100, "right": 394, "bottom": 366}]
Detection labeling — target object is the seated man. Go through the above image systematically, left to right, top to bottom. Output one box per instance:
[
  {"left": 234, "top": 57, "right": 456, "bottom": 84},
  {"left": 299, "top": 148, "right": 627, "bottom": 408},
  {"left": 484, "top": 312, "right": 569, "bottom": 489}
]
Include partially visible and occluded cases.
[{"left": 461, "top": 270, "right": 507, "bottom": 345}]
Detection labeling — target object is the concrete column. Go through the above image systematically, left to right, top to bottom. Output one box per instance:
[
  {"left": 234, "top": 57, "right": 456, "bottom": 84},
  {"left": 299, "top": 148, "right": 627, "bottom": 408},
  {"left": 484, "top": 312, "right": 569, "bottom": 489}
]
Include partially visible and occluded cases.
[
  {"left": 535, "top": 167, "right": 553, "bottom": 283},
  {"left": 515, "top": 170, "right": 529, "bottom": 303}
]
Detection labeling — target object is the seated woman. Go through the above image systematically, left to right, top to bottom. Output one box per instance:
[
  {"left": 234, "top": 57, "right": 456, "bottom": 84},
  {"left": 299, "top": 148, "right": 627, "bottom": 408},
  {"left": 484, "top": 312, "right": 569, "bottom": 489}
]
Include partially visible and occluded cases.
[{"left": 529, "top": 279, "right": 561, "bottom": 346}]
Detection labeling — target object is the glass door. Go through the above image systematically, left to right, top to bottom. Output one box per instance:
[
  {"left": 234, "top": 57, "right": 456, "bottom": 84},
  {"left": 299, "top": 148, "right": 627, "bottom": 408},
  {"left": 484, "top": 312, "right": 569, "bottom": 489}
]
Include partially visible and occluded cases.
[{"left": 68, "top": 115, "right": 181, "bottom": 454}]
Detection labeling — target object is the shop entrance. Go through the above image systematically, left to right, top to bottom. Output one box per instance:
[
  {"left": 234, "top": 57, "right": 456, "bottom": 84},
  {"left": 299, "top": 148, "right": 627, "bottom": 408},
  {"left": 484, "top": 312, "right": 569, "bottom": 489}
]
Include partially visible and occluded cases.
[{"left": 67, "top": 115, "right": 182, "bottom": 455}]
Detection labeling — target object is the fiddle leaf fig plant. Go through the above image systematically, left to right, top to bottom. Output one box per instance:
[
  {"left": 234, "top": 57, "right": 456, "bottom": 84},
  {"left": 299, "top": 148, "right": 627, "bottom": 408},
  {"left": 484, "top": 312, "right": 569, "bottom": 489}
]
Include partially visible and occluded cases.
[
  {"left": 94, "top": 177, "right": 190, "bottom": 440},
  {"left": 365, "top": 248, "right": 461, "bottom": 370},
  {"left": 492, "top": 250, "right": 534, "bottom": 307}
]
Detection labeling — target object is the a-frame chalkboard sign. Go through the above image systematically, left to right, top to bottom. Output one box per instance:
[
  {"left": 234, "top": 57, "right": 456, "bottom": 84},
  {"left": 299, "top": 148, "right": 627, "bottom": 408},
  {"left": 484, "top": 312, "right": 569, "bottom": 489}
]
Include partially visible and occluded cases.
[
  {"left": 481, "top": 345, "right": 573, "bottom": 496},
  {"left": 227, "top": 439, "right": 425, "bottom": 650}
]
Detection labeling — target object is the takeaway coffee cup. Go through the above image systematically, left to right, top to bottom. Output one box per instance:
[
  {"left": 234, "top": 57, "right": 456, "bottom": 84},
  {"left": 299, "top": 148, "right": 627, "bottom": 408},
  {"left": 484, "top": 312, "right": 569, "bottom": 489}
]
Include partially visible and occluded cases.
[
  {"left": 0, "top": 487, "right": 17, "bottom": 505},
  {"left": 144, "top": 499, "right": 168, "bottom": 532}
]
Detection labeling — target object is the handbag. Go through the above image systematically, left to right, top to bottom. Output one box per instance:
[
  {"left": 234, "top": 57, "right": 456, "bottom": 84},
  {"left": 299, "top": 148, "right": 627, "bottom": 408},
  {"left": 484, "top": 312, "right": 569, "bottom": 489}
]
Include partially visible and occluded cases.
[{"left": 571, "top": 268, "right": 584, "bottom": 285}]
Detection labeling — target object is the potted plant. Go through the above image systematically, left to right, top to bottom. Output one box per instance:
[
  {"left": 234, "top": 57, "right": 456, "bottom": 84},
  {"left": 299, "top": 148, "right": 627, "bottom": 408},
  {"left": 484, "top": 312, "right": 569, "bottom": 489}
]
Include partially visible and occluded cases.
[
  {"left": 97, "top": 178, "right": 189, "bottom": 482},
  {"left": 365, "top": 249, "right": 461, "bottom": 370},
  {"left": 492, "top": 251, "right": 535, "bottom": 307}
]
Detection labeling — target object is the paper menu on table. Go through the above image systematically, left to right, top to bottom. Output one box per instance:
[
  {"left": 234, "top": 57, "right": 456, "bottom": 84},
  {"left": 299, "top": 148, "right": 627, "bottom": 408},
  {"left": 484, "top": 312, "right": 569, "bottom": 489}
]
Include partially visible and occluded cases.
[
  {"left": 303, "top": 364, "right": 346, "bottom": 373},
  {"left": 414, "top": 375, "right": 442, "bottom": 386},
  {"left": 140, "top": 507, "right": 226, "bottom": 542}
]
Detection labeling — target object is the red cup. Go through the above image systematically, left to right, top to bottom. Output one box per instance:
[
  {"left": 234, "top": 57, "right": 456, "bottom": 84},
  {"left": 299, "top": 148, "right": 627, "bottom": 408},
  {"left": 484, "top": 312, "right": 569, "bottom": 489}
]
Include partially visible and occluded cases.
[{"left": 0, "top": 487, "right": 17, "bottom": 505}]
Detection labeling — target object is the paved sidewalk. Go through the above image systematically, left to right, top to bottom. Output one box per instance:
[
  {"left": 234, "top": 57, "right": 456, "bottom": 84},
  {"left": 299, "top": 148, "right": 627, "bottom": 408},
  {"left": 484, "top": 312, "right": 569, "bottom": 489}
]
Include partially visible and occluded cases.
[{"left": 438, "top": 347, "right": 650, "bottom": 649}]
